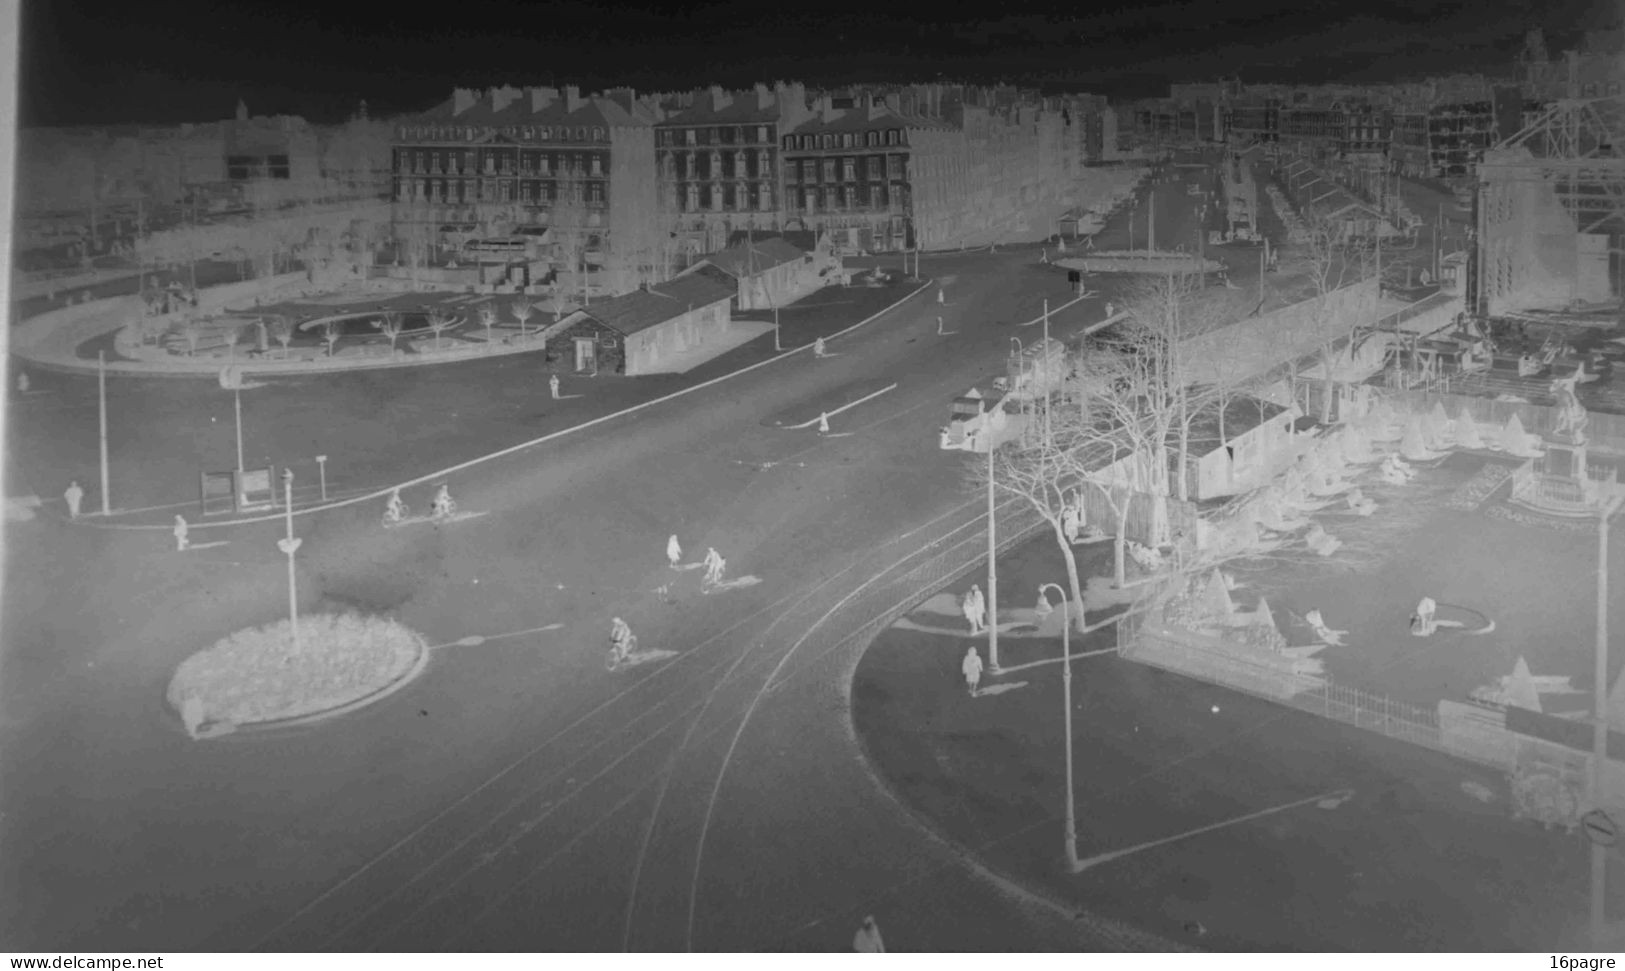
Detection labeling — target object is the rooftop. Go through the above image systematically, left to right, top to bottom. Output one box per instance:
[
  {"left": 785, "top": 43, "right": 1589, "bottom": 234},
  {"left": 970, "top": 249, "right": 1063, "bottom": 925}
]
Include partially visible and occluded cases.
[
  {"left": 404, "top": 89, "right": 646, "bottom": 131},
  {"left": 661, "top": 89, "right": 783, "bottom": 126},
  {"left": 785, "top": 104, "right": 955, "bottom": 136},
  {"left": 694, "top": 237, "right": 806, "bottom": 277},
  {"left": 578, "top": 264, "right": 738, "bottom": 336}
]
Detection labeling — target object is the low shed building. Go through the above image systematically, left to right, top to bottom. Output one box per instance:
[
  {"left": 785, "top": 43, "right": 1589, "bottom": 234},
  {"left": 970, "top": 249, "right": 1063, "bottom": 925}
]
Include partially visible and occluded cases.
[{"left": 546, "top": 264, "right": 739, "bottom": 376}]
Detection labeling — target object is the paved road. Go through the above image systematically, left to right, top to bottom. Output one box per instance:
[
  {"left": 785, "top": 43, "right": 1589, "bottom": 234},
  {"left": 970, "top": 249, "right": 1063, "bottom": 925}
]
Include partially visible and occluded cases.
[{"left": 0, "top": 170, "right": 1211, "bottom": 952}]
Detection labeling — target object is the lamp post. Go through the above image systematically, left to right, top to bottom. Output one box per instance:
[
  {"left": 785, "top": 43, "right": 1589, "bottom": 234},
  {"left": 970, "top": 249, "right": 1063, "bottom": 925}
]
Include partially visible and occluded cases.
[
  {"left": 97, "top": 350, "right": 110, "bottom": 516},
  {"left": 233, "top": 382, "right": 245, "bottom": 473},
  {"left": 985, "top": 436, "right": 1000, "bottom": 673},
  {"left": 316, "top": 455, "right": 328, "bottom": 502},
  {"left": 277, "top": 468, "right": 303, "bottom": 655},
  {"left": 1591, "top": 494, "right": 1623, "bottom": 947},
  {"left": 1039, "top": 581, "right": 1081, "bottom": 871}
]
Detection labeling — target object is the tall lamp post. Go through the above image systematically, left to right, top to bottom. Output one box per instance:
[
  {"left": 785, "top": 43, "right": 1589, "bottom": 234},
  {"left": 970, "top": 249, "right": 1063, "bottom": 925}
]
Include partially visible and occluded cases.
[
  {"left": 98, "top": 350, "right": 110, "bottom": 515},
  {"left": 233, "top": 381, "right": 245, "bottom": 473},
  {"left": 316, "top": 455, "right": 328, "bottom": 502},
  {"left": 277, "top": 468, "right": 303, "bottom": 655},
  {"left": 1591, "top": 494, "right": 1623, "bottom": 947},
  {"left": 1039, "top": 581, "right": 1081, "bottom": 871}
]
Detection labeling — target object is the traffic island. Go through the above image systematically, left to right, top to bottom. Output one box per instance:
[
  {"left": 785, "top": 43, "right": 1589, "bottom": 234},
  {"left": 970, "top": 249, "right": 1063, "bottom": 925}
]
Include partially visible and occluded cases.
[{"left": 166, "top": 613, "right": 429, "bottom": 739}]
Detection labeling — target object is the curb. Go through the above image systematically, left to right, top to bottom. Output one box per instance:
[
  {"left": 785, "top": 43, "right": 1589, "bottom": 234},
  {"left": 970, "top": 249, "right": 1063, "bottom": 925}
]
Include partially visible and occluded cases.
[
  {"left": 85, "top": 278, "right": 936, "bottom": 531},
  {"left": 178, "top": 628, "right": 432, "bottom": 739}
]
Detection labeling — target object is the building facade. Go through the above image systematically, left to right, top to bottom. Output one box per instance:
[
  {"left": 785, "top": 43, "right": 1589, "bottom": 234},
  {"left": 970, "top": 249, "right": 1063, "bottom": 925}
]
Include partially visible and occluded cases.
[
  {"left": 654, "top": 83, "right": 812, "bottom": 263},
  {"left": 390, "top": 85, "right": 665, "bottom": 294}
]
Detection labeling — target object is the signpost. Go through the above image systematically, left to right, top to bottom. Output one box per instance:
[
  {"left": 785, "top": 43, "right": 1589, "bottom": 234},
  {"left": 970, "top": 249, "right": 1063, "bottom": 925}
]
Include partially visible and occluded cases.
[
  {"left": 234, "top": 466, "right": 277, "bottom": 512},
  {"left": 199, "top": 471, "right": 236, "bottom": 516}
]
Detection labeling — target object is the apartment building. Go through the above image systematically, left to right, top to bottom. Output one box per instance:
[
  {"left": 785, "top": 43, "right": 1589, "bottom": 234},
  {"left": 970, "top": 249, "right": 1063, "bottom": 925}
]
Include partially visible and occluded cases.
[
  {"left": 654, "top": 82, "right": 812, "bottom": 262},
  {"left": 390, "top": 84, "right": 664, "bottom": 292},
  {"left": 780, "top": 94, "right": 955, "bottom": 253}
]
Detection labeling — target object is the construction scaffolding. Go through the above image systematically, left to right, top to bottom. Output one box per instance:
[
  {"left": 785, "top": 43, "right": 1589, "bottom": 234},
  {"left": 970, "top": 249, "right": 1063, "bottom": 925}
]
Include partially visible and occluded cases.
[{"left": 1475, "top": 95, "right": 1625, "bottom": 314}]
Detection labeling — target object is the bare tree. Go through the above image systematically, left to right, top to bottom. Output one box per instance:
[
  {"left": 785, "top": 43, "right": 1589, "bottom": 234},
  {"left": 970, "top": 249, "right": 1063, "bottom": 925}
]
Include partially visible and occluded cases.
[
  {"left": 550, "top": 176, "right": 592, "bottom": 306},
  {"left": 1295, "top": 207, "right": 1377, "bottom": 422},
  {"left": 547, "top": 278, "right": 573, "bottom": 323},
  {"left": 510, "top": 295, "right": 534, "bottom": 341},
  {"left": 427, "top": 310, "right": 453, "bottom": 350},
  {"left": 379, "top": 312, "right": 403, "bottom": 357},
  {"left": 269, "top": 318, "right": 294, "bottom": 359},
  {"left": 322, "top": 319, "right": 343, "bottom": 358}
]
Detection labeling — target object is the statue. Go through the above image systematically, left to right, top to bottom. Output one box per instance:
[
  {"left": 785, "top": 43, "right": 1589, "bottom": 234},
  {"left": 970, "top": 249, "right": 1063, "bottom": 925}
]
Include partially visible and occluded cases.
[
  {"left": 1551, "top": 372, "right": 1588, "bottom": 439},
  {"left": 1410, "top": 597, "right": 1438, "bottom": 637}
]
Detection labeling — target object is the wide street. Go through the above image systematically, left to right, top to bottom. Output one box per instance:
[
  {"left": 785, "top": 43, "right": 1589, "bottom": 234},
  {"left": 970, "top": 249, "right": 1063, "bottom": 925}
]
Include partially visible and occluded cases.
[{"left": 0, "top": 164, "right": 1231, "bottom": 952}]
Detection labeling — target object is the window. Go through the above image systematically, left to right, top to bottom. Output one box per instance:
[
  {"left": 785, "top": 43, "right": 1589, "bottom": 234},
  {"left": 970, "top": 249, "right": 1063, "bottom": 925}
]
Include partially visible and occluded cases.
[
  {"left": 719, "top": 126, "right": 734, "bottom": 144},
  {"left": 758, "top": 126, "right": 770, "bottom": 143},
  {"left": 540, "top": 127, "right": 551, "bottom": 140},
  {"left": 576, "top": 127, "right": 586, "bottom": 141},
  {"left": 592, "top": 127, "right": 603, "bottom": 141},
  {"left": 686, "top": 129, "right": 698, "bottom": 146},
  {"left": 887, "top": 129, "right": 900, "bottom": 146},
  {"left": 866, "top": 131, "right": 878, "bottom": 147},
  {"left": 822, "top": 134, "right": 834, "bottom": 149},
  {"left": 784, "top": 135, "right": 795, "bottom": 150},
  {"left": 591, "top": 155, "right": 603, "bottom": 176},
  {"left": 867, "top": 155, "right": 881, "bottom": 180},
  {"left": 887, "top": 155, "right": 903, "bottom": 179},
  {"left": 843, "top": 158, "right": 856, "bottom": 181},
  {"left": 802, "top": 159, "right": 815, "bottom": 182},
  {"left": 822, "top": 159, "right": 836, "bottom": 183},
  {"left": 587, "top": 182, "right": 604, "bottom": 204},
  {"left": 746, "top": 183, "right": 759, "bottom": 210},
  {"left": 760, "top": 183, "right": 772, "bottom": 210},
  {"left": 687, "top": 184, "right": 699, "bottom": 211},
  {"left": 700, "top": 184, "right": 713, "bottom": 210},
  {"left": 723, "top": 184, "right": 736, "bottom": 210},
  {"left": 804, "top": 189, "right": 816, "bottom": 212}
]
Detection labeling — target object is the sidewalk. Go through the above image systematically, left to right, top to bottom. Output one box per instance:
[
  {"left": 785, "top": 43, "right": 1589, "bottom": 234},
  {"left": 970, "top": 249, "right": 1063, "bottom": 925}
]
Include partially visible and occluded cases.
[
  {"left": 5, "top": 281, "right": 931, "bottom": 522},
  {"left": 853, "top": 529, "right": 1615, "bottom": 951}
]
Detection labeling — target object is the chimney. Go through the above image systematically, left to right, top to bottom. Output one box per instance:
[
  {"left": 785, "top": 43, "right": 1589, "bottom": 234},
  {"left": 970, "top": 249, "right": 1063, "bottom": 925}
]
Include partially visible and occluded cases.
[
  {"left": 756, "top": 83, "right": 772, "bottom": 111},
  {"left": 491, "top": 85, "right": 521, "bottom": 114},
  {"left": 565, "top": 85, "right": 583, "bottom": 114},
  {"left": 711, "top": 85, "right": 732, "bottom": 111},
  {"left": 530, "top": 86, "right": 558, "bottom": 113},
  {"left": 453, "top": 88, "right": 477, "bottom": 116},
  {"left": 868, "top": 93, "right": 884, "bottom": 122},
  {"left": 820, "top": 94, "right": 837, "bottom": 124},
  {"left": 235, "top": 99, "right": 248, "bottom": 122}
]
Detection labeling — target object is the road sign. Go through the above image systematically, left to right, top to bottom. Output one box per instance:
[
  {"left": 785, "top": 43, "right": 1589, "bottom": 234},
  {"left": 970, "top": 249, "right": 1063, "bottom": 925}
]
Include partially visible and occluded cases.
[{"left": 1582, "top": 809, "right": 1618, "bottom": 847}]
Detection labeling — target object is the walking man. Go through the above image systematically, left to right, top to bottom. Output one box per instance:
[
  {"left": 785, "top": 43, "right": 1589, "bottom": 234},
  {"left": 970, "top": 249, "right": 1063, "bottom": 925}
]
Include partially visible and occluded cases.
[
  {"left": 937, "top": 287, "right": 945, "bottom": 306},
  {"left": 1104, "top": 302, "right": 1115, "bottom": 319},
  {"left": 550, "top": 373, "right": 561, "bottom": 399},
  {"left": 817, "top": 411, "right": 830, "bottom": 434},
  {"left": 64, "top": 481, "right": 84, "bottom": 519},
  {"left": 173, "top": 515, "right": 190, "bottom": 552},
  {"left": 667, "top": 534, "right": 682, "bottom": 568},
  {"left": 703, "top": 547, "right": 725, "bottom": 586},
  {"left": 962, "top": 584, "right": 986, "bottom": 635},
  {"left": 962, "top": 645, "right": 984, "bottom": 697},
  {"left": 853, "top": 916, "right": 885, "bottom": 953}
]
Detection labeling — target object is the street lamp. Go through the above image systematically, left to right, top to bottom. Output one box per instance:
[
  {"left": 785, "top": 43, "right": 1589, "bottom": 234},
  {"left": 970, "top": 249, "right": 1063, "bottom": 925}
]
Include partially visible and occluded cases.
[
  {"left": 316, "top": 455, "right": 328, "bottom": 502},
  {"left": 276, "top": 468, "right": 303, "bottom": 655},
  {"left": 1591, "top": 494, "right": 1624, "bottom": 947},
  {"left": 1039, "top": 581, "right": 1081, "bottom": 871}
]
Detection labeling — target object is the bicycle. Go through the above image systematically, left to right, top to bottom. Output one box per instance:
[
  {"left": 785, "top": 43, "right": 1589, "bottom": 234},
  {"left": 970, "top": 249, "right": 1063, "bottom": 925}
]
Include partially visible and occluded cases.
[
  {"left": 383, "top": 501, "right": 409, "bottom": 527},
  {"left": 606, "top": 634, "right": 638, "bottom": 670}
]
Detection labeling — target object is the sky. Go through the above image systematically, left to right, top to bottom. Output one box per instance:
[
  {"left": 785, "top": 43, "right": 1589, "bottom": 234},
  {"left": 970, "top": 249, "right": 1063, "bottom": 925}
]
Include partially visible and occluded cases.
[{"left": 17, "top": 0, "right": 1619, "bottom": 127}]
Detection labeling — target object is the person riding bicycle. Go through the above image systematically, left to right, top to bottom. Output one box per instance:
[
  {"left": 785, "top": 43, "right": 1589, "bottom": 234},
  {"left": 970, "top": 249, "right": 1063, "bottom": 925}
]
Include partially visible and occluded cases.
[
  {"left": 432, "top": 485, "right": 454, "bottom": 519},
  {"left": 385, "top": 488, "right": 406, "bottom": 523},
  {"left": 609, "top": 617, "right": 635, "bottom": 663}
]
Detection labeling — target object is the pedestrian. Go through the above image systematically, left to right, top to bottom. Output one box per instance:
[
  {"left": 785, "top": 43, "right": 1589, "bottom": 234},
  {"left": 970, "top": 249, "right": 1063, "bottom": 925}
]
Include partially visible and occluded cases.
[
  {"left": 937, "top": 287, "right": 945, "bottom": 305},
  {"left": 1104, "top": 302, "right": 1115, "bottom": 319},
  {"left": 813, "top": 336, "right": 827, "bottom": 358},
  {"left": 16, "top": 371, "right": 29, "bottom": 394},
  {"left": 550, "top": 373, "right": 561, "bottom": 399},
  {"left": 817, "top": 411, "right": 830, "bottom": 434},
  {"left": 64, "top": 480, "right": 84, "bottom": 519},
  {"left": 173, "top": 515, "right": 190, "bottom": 552},
  {"left": 667, "top": 534, "right": 683, "bottom": 568},
  {"left": 962, "top": 584, "right": 985, "bottom": 635},
  {"left": 962, "top": 646, "right": 984, "bottom": 696},
  {"left": 853, "top": 915, "right": 885, "bottom": 953}
]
